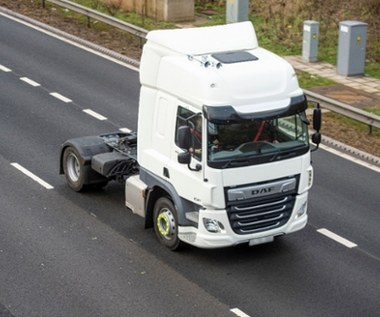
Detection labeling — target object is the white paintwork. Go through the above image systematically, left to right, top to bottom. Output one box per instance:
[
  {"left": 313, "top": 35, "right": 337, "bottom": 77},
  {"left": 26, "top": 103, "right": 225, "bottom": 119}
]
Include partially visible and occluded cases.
[{"left": 132, "top": 22, "right": 312, "bottom": 248}]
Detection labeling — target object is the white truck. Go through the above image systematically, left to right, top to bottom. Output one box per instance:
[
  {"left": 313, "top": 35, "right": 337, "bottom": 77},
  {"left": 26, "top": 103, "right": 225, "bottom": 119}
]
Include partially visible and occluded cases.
[{"left": 59, "top": 22, "right": 322, "bottom": 250}]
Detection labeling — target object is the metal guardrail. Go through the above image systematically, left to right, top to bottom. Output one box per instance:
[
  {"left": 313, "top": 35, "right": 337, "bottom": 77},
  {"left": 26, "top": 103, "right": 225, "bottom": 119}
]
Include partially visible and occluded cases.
[
  {"left": 42, "top": 0, "right": 148, "bottom": 39},
  {"left": 41, "top": 1, "right": 380, "bottom": 133},
  {"left": 304, "top": 89, "right": 380, "bottom": 133}
]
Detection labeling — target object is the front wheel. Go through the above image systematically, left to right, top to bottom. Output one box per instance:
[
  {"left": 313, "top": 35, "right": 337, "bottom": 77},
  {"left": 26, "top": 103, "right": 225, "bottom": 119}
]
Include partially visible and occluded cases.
[
  {"left": 62, "top": 146, "right": 87, "bottom": 192},
  {"left": 153, "top": 197, "right": 182, "bottom": 251}
]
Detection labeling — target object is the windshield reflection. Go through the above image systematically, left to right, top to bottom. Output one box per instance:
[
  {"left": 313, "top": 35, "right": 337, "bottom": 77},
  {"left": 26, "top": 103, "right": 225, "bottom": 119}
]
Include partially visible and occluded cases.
[{"left": 207, "top": 113, "right": 309, "bottom": 168}]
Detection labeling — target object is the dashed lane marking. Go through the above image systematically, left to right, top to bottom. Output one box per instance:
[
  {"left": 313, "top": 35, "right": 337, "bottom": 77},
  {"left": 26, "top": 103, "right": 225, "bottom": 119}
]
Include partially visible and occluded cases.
[
  {"left": 0, "top": 64, "right": 12, "bottom": 72},
  {"left": 20, "top": 77, "right": 40, "bottom": 87},
  {"left": 50, "top": 92, "right": 72, "bottom": 103},
  {"left": 83, "top": 109, "right": 107, "bottom": 121},
  {"left": 119, "top": 128, "right": 132, "bottom": 133},
  {"left": 11, "top": 163, "right": 54, "bottom": 190},
  {"left": 317, "top": 228, "right": 358, "bottom": 248},
  {"left": 231, "top": 308, "right": 251, "bottom": 317}
]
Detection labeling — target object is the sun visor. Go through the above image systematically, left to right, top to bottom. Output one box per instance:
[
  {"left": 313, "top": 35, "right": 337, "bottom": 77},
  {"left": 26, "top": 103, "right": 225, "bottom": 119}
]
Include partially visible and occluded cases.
[
  {"left": 146, "top": 21, "right": 258, "bottom": 55},
  {"left": 203, "top": 95, "right": 307, "bottom": 123}
]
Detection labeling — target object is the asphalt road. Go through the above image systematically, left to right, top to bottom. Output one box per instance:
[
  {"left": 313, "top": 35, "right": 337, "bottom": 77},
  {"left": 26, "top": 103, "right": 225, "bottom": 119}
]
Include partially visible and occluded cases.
[{"left": 1, "top": 12, "right": 379, "bottom": 317}]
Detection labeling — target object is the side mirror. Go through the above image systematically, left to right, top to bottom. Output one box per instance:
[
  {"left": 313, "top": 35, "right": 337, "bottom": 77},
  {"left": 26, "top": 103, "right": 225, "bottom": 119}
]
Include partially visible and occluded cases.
[
  {"left": 309, "top": 102, "right": 322, "bottom": 151},
  {"left": 313, "top": 106, "right": 322, "bottom": 132},
  {"left": 178, "top": 126, "right": 191, "bottom": 150},
  {"left": 312, "top": 132, "right": 321, "bottom": 145},
  {"left": 177, "top": 152, "right": 201, "bottom": 171},
  {"left": 178, "top": 152, "right": 191, "bottom": 165}
]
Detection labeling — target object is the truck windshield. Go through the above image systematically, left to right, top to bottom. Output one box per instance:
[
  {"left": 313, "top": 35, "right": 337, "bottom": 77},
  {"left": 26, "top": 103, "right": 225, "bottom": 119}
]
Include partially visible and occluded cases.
[{"left": 207, "top": 113, "right": 309, "bottom": 168}]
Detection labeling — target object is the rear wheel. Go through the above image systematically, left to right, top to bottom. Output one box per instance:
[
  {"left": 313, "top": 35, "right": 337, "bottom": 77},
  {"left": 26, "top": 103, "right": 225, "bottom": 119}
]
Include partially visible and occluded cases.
[
  {"left": 62, "top": 146, "right": 87, "bottom": 192},
  {"left": 153, "top": 197, "right": 182, "bottom": 250}
]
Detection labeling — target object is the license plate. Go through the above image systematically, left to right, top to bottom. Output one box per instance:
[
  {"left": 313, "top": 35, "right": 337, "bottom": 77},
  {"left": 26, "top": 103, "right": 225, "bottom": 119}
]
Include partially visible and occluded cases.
[{"left": 249, "top": 236, "right": 274, "bottom": 246}]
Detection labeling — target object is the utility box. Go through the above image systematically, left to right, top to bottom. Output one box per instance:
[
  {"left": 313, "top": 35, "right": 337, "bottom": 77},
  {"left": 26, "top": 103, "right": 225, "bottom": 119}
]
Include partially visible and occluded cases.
[
  {"left": 226, "top": 0, "right": 249, "bottom": 23},
  {"left": 302, "top": 21, "right": 319, "bottom": 62},
  {"left": 337, "top": 21, "right": 368, "bottom": 76}
]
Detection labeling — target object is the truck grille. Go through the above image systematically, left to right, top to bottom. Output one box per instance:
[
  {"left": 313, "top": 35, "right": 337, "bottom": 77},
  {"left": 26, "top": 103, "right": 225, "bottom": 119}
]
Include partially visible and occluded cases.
[
  {"left": 225, "top": 176, "right": 299, "bottom": 235},
  {"left": 227, "top": 194, "right": 296, "bottom": 234}
]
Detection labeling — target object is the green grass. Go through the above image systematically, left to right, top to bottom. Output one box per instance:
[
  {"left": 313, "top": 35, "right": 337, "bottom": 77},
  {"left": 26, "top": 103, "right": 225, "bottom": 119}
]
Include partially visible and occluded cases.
[
  {"left": 46, "top": 0, "right": 380, "bottom": 82},
  {"left": 70, "top": 0, "right": 176, "bottom": 30},
  {"left": 66, "top": 1, "right": 380, "bottom": 82},
  {"left": 193, "top": 2, "right": 380, "bottom": 81},
  {"left": 365, "top": 63, "right": 380, "bottom": 78},
  {"left": 296, "top": 71, "right": 335, "bottom": 89},
  {"left": 365, "top": 108, "right": 380, "bottom": 116},
  {"left": 325, "top": 112, "right": 380, "bottom": 137}
]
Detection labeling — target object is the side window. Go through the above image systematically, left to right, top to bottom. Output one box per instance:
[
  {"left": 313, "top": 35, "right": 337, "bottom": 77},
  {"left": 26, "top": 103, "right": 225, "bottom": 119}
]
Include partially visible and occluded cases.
[{"left": 175, "top": 106, "right": 202, "bottom": 161}]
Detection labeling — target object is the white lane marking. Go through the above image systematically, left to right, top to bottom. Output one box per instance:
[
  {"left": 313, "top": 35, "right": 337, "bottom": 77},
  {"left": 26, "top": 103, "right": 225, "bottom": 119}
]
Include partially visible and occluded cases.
[
  {"left": 0, "top": 12, "right": 139, "bottom": 72},
  {"left": 0, "top": 64, "right": 11, "bottom": 72},
  {"left": 20, "top": 77, "right": 40, "bottom": 87},
  {"left": 50, "top": 92, "right": 72, "bottom": 103},
  {"left": 83, "top": 109, "right": 107, "bottom": 121},
  {"left": 119, "top": 127, "right": 132, "bottom": 133},
  {"left": 319, "top": 144, "right": 380, "bottom": 173},
  {"left": 11, "top": 163, "right": 54, "bottom": 190},
  {"left": 317, "top": 228, "right": 357, "bottom": 248},
  {"left": 230, "top": 308, "right": 251, "bottom": 317}
]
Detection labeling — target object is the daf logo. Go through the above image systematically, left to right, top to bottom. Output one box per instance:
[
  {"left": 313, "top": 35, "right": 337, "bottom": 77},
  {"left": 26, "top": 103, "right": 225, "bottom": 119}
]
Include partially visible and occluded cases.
[{"left": 252, "top": 187, "right": 273, "bottom": 196}]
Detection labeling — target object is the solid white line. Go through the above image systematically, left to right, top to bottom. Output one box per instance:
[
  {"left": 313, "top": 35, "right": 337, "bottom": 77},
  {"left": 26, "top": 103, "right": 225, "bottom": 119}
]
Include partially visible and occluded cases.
[
  {"left": 0, "top": 11, "right": 139, "bottom": 72},
  {"left": 0, "top": 64, "right": 11, "bottom": 72},
  {"left": 20, "top": 77, "right": 40, "bottom": 87},
  {"left": 50, "top": 92, "right": 72, "bottom": 103},
  {"left": 83, "top": 109, "right": 107, "bottom": 121},
  {"left": 119, "top": 127, "right": 132, "bottom": 133},
  {"left": 319, "top": 144, "right": 380, "bottom": 174},
  {"left": 11, "top": 163, "right": 54, "bottom": 190},
  {"left": 317, "top": 228, "right": 357, "bottom": 248},
  {"left": 230, "top": 308, "right": 251, "bottom": 317}
]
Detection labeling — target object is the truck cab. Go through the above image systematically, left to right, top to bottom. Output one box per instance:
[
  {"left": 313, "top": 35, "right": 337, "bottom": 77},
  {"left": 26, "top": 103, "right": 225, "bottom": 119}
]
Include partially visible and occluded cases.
[
  {"left": 132, "top": 21, "right": 321, "bottom": 249},
  {"left": 60, "top": 22, "right": 321, "bottom": 250}
]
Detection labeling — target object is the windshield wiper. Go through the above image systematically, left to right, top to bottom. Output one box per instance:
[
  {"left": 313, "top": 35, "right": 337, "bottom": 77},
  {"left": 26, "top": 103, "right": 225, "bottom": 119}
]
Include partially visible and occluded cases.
[
  {"left": 269, "top": 144, "right": 307, "bottom": 162},
  {"left": 269, "top": 150, "right": 296, "bottom": 162},
  {"left": 222, "top": 158, "right": 250, "bottom": 169}
]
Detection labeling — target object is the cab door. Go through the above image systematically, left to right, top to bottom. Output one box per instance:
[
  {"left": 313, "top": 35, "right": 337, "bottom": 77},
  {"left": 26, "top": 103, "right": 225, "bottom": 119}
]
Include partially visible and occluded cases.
[{"left": 168, "top": 105, "right": 205, "bottom": 205}]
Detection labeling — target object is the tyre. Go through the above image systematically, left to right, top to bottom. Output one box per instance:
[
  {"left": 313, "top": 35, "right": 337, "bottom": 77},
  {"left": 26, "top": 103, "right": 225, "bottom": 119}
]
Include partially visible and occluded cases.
[
  {"left": 62, "top": 146, "right": 87, "bottom": 192},
  {"left": 153, "top": 197, "right": 182, "bottom": 250}
]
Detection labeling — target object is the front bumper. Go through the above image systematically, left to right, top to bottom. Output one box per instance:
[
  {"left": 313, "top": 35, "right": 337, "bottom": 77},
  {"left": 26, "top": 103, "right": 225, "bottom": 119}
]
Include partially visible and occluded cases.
[{"left": 178, "top": 192, "right": 308, "bottom": 249}]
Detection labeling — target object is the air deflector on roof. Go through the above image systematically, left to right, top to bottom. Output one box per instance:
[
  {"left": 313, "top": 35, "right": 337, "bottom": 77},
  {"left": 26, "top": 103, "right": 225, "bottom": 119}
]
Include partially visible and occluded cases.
[{"left": 211, "top": 51, "right": 258, "bottom": 64}]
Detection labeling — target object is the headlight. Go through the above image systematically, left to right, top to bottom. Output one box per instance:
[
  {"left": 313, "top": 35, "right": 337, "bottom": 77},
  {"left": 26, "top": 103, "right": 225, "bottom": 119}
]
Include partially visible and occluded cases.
[{"left": 203, "top": 218, "right": 224, "bottom": 233}]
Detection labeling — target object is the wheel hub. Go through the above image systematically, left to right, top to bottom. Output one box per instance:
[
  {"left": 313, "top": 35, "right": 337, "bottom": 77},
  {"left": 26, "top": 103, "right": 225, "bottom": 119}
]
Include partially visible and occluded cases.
[
  {"left": 67, "top": 153, "right": 80, "bottom": 182},
  {"left": 156, "top": 209, "right": 175, "bottom": 240}
]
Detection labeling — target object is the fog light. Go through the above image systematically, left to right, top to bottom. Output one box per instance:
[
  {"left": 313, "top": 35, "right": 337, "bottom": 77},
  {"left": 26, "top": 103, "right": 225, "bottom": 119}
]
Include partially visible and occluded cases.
[
  {"left": 296, "top": 202, "right": 308, "bottom": 218},
  {"left": 203, "top": 218, "right": 224, "bottom": 233}
]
